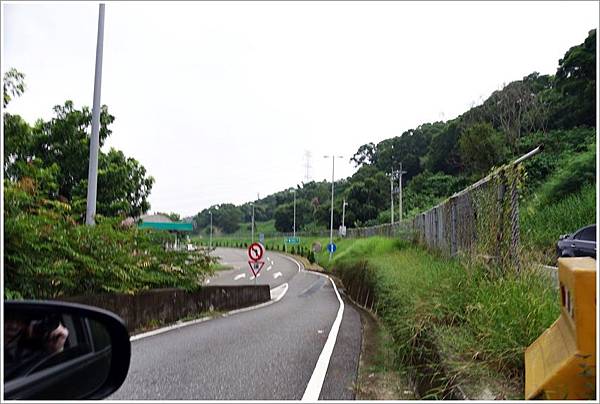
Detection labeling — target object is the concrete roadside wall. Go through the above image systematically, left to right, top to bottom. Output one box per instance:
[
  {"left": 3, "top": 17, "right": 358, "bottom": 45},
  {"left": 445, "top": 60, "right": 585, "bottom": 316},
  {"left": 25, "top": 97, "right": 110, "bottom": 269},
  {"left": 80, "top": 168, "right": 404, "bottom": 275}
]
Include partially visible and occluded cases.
[{"left": 64, "top": 285, "right": 271, "bottom": 332}]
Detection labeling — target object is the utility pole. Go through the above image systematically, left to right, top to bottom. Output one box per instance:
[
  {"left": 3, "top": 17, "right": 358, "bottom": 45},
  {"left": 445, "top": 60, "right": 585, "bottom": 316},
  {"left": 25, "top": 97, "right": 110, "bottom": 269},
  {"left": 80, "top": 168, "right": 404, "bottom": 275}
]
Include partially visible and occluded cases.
[
  {"left": 85, "top": 3, "right": 105, "bottom": 226},
  {"left": 324, "top": 155, "right": 343, "bottom": 260},
  {"left": 398, "top": 163, "right": 407, "bottom": 222},
  {"left": 209, "top": 211, "right": 213, "bottom": 250}
]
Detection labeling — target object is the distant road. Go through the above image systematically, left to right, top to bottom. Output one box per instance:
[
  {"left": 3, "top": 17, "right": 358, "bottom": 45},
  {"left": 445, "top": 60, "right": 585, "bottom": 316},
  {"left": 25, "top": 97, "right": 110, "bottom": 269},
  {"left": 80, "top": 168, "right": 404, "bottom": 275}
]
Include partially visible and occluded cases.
[
  {"left": 206, "top": 247, "right": 299, "bottom": 288},
  {"left": 111, "top": 248, "right": 362, "bottom": 400}
]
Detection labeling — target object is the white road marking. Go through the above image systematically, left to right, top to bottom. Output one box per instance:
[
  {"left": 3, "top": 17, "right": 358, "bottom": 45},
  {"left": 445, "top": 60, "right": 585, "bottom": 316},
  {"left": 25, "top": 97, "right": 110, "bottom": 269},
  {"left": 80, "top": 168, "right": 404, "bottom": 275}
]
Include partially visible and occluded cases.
[
  {"left": 266, "top": 265, "right": 273, "bottom": 271},
  {"left": 273, "top": 272, "right": 282, "bottom": 279},
  {"left": 234, "top": 273, "right": 246, "bottom": 281},
  {"left": 302, "top": 274, "right": 345, "bottom": 402},
  {"left": 249, "top": 275, "right": 255, "bottom": 280},
  {"left": 224, "top": 282, "right": 289, "bottom": 316},
  {"left": 269, "top": 283, "right": 288, "bottom": 301},
  {"left": 130, "top": 316, "right": 211, "bottom": 341}
]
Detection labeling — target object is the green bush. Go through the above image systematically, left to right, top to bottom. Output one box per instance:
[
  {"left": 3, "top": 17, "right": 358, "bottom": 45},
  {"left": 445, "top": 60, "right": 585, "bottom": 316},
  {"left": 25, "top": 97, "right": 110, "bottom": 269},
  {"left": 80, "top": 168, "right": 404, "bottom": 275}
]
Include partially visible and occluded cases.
[
  {"left": 536, "top": 142, "right": 595, "bottom": 205},
  {"left": 4, "top": 181, "right": 214, "bottom": 299},
  {"left": 521, "top": 184, "right": 596, "bottom": 261}
]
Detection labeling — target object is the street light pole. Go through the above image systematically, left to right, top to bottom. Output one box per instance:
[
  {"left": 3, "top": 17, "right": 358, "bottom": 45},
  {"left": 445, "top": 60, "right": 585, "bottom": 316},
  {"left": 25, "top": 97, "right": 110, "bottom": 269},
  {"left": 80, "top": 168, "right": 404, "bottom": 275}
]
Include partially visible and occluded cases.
[
  {"left": 85, "top": 3, "right": 105, "bottom": 226},
  {"left": 324, "top": 155, "right": 343, "bottom": 260},
  {"left": 390, "top": 171, "right": 395, "bottom": 225},
  {"left": 292, "top": 189, "right": 296, "bottom": 238},
  {"left": 342, "top": 199, "right": 348, "bottom": 230},
  {"left": 251, "top": 202, "right": 255, "bottom": 243},
  {"left": 209, "top": 211, "right": 213, "bottom": 249}
]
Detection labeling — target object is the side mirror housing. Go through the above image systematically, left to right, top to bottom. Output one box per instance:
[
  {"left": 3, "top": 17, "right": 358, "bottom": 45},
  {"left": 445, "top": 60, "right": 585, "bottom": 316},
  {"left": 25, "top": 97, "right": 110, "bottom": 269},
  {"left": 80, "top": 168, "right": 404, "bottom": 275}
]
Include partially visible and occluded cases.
[{"left": 4, "top": 300, "right": 131, "bottom": 400}]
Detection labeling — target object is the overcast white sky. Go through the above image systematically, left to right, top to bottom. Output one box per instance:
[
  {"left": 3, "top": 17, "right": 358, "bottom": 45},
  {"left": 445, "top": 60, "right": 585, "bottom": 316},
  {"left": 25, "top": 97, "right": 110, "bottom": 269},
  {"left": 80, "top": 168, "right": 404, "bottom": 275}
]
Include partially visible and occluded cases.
[{"left": 2, "top": 1, "right": 598, "bottom": 217}]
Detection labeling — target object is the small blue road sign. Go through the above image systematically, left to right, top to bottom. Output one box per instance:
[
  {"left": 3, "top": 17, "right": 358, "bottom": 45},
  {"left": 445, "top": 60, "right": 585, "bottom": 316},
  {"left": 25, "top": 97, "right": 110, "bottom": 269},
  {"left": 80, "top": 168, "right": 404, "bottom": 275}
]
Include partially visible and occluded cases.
[{"left": 327, "top": 243, "right": 337, "bottom": 253}]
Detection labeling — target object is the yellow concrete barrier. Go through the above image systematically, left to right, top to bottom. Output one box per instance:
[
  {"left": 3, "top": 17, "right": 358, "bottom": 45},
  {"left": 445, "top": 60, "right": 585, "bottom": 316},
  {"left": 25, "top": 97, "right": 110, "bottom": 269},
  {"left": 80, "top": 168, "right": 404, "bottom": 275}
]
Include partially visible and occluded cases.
[{"left": 525, "top": 257, "right": 596, "bottom": 400}]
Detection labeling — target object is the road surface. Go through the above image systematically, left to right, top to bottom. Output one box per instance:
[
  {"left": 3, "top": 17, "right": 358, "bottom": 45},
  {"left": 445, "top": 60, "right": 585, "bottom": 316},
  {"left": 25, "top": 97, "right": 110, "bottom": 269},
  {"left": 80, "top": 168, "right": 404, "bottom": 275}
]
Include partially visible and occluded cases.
[{"left": 111, "top": 248, "right": 362, "bottom": 400}]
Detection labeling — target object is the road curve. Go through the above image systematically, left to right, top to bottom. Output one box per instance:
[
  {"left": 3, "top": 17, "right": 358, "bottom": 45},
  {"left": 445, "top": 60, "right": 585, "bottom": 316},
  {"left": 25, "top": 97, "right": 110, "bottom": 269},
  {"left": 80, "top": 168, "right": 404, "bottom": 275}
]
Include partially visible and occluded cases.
[{"left": 110, "top": 249, "right": 361, "bottom": 400}]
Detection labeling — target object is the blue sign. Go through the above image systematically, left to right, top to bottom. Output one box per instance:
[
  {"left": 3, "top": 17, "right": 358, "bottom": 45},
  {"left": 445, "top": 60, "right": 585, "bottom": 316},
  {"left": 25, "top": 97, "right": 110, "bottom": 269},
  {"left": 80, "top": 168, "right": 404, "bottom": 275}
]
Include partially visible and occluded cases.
[{"left": 327, "top": 243, "right": 337, "bottom": 253}]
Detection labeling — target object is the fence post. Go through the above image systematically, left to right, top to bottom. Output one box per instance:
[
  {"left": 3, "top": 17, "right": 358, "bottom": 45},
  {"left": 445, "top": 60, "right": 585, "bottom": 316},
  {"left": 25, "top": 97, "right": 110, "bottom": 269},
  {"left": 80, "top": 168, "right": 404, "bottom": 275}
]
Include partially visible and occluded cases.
[
  {"left": 510, "top": 168, "right": 521, "bottom": 272},
  {"left": 496, "top": 171, "right": 507, "bottom": 271},
  {"left": 451, "top": 199, "right": 457, "bottom": 256}
]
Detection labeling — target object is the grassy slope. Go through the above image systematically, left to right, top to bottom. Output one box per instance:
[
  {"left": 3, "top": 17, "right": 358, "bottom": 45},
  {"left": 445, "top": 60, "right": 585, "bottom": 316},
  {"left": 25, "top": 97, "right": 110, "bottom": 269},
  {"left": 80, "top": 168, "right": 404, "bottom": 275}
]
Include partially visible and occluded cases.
[
  {"left": 520, "top": 138, "right": 597, "bottom": 264},
  {"left": 328, "top": 238, "right": 559, "bottom": 398}
]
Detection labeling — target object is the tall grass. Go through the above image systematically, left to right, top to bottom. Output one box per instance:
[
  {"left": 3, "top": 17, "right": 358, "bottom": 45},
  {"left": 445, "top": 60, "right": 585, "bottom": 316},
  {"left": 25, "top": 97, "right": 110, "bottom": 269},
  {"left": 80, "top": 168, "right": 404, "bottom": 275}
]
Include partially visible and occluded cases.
[
  {"left": 521, "top": 184, "right": 596, "bottom": 263},
  {"left": 330, "top": 237, "right": 559, "bottom": 397}
]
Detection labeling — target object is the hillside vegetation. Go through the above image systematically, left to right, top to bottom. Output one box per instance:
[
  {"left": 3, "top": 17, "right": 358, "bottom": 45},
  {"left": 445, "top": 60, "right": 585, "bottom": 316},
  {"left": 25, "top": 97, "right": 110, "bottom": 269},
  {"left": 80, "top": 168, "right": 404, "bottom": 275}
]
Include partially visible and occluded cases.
[{"left": 195, "top": 29, "right": 596, "bottom": 260}]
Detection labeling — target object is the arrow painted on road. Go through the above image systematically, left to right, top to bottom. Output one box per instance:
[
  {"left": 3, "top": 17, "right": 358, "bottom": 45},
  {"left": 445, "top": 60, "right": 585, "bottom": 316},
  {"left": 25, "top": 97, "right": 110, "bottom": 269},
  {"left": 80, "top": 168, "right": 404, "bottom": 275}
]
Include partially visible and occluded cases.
[
  {"left": 273, "top": 272, "right": 282, "bottom": 279},
  {"left": 234, "top": 273, "right": 246, "bottom": 281}
]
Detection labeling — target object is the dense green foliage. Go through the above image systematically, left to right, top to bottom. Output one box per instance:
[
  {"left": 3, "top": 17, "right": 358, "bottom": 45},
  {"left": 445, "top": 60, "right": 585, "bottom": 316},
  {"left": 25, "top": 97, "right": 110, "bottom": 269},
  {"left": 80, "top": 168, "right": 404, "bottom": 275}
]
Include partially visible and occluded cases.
[
  {"left": 193, "top": 30, "right": 596, "bottom": 245},
  {"left": 4, "top": 178, "right": 214, "bottom": 300}
]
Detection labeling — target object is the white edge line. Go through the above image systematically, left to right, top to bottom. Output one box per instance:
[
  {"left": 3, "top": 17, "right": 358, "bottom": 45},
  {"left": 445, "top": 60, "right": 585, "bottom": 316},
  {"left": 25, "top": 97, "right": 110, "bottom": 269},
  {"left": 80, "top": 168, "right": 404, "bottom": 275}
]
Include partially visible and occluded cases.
[
  {"left": 302, "top": 275, "right": 345, "bottom": 401},
  {"left": 131, "top": 282, "right": 289, "bottom": 342},
  {"left": 130, "top": 316, "right": 212, "bottom": 341}
]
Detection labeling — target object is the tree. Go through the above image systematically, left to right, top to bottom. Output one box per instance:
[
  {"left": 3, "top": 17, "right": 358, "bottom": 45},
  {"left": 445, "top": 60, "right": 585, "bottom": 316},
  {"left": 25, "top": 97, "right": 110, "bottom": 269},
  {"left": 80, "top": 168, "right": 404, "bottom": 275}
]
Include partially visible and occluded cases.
[
  {"left": 551, "top": 29, "right": 596, "bottom": 128},
  {"left": 3, "top": 68, "right": 25, "bottom": 108},
  {"left": 3, "top": 99, "right": 155, "bottom": 219},
  {"left": 3, "top": 113, "right": 34, "bottom": 179},
  {"left": 424, "top": 121, "right": 463, "bottom": 175},
  {"left": 458, "top": 123, "right": 507, "bottom": 175},
  {"left": 350, "top": 142, "right": 376, "bottom": 168},
  {"left": 67, "top": 148, "right": 155, "bottom": 218},
  {"left": 344, "top": 167, "right": 388, "bottom": 225},
  {"left": 273, "top": 199, "right": 312, "bottom": 232},
  {"left": 206, "top": 204, "right": 242, "bottom": 234}
]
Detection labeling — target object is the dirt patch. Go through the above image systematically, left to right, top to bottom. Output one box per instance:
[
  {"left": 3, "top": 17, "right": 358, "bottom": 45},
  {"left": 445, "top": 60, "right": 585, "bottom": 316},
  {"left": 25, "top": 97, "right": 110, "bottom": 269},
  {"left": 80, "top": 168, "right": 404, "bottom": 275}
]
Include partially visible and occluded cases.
[{"left": 354, "top": 304, "right": 416, "bottom": 400}]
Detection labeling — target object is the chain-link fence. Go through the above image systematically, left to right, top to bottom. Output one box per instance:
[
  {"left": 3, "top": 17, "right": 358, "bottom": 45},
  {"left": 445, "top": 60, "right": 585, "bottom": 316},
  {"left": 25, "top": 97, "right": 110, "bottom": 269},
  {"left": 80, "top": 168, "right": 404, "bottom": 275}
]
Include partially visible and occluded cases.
[{"left": 406, "top": 147, "right": 541, "bottom": 271}]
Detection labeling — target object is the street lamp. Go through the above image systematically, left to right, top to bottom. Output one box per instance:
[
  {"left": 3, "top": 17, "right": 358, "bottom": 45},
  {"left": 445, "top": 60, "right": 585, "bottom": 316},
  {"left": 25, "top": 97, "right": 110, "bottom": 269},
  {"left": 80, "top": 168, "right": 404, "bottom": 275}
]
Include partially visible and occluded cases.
[
  {"left": 85, "top": 4, "right": 105, "bottom": 226},
  {"left": 324, "top": 155, "right": 343, "bottom": 260},
  {"left": 291, "top": 189, "right": 296, "bottom": 238},
  {"left": 341, "top": 199, "right": 348, "bottom": 232},
  {"left": 251, "top": 202, "right": 255, "bottom": 243},
  {"left": 209, "top": 211, "right": 213, "bottom": 250}
]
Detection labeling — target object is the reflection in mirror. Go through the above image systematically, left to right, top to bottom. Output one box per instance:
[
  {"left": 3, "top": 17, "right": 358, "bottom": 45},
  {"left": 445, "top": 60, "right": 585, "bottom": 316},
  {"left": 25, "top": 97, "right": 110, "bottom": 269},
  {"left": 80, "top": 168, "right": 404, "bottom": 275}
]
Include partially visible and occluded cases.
[{"left": 4, "top": 307, "right": 113, "bottom": 399}]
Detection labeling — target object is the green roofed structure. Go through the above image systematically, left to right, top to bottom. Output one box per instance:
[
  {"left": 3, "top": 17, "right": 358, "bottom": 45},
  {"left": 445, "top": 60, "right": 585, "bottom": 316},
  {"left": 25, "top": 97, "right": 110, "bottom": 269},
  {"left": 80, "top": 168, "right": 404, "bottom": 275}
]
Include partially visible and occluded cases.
[
  {"left": 138, "top": 214, "right": 194, "bottom": 251},
  {"left": 138, "top": 221, "right": 193, "bottom": 232}
]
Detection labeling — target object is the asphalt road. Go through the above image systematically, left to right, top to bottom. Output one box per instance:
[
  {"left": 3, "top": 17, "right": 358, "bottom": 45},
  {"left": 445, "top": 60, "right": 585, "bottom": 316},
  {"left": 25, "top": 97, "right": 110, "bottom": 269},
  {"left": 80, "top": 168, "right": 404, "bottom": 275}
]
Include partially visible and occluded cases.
[
  {"left": 206, "top": 247, "right": 298, "bottom": 288},
  {"left": 111, "top": 248, "right": 362, "bottom": 400}
]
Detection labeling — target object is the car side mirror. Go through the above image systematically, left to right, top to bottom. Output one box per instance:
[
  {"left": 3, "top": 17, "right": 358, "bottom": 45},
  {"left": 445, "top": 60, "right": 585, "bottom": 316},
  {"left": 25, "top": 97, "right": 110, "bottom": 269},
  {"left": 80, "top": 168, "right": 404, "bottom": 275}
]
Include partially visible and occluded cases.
[{"left": 3, "top": 300, "right": 131, "bottom": 400}]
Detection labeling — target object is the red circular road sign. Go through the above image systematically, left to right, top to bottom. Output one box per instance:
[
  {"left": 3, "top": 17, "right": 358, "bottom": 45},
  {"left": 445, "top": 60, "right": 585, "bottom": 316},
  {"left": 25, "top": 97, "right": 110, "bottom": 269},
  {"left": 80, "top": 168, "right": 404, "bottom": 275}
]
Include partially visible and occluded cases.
[{"left": 248, "top": 242, "right": 264, "bottom": 262}]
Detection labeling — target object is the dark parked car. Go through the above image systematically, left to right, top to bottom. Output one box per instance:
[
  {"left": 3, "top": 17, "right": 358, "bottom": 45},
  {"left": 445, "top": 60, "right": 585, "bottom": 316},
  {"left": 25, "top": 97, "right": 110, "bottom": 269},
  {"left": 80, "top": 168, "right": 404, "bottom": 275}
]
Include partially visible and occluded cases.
[{"left": 556, "top": 224, "right": 596, "bottom": 259}]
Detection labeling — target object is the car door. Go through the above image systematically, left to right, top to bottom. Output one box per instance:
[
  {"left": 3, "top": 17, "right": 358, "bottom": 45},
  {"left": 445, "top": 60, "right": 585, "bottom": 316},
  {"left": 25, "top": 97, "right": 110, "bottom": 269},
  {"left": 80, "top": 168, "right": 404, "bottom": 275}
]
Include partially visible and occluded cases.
[{"left": 573, "top": 225, "right": 596, "bottom": 258}]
